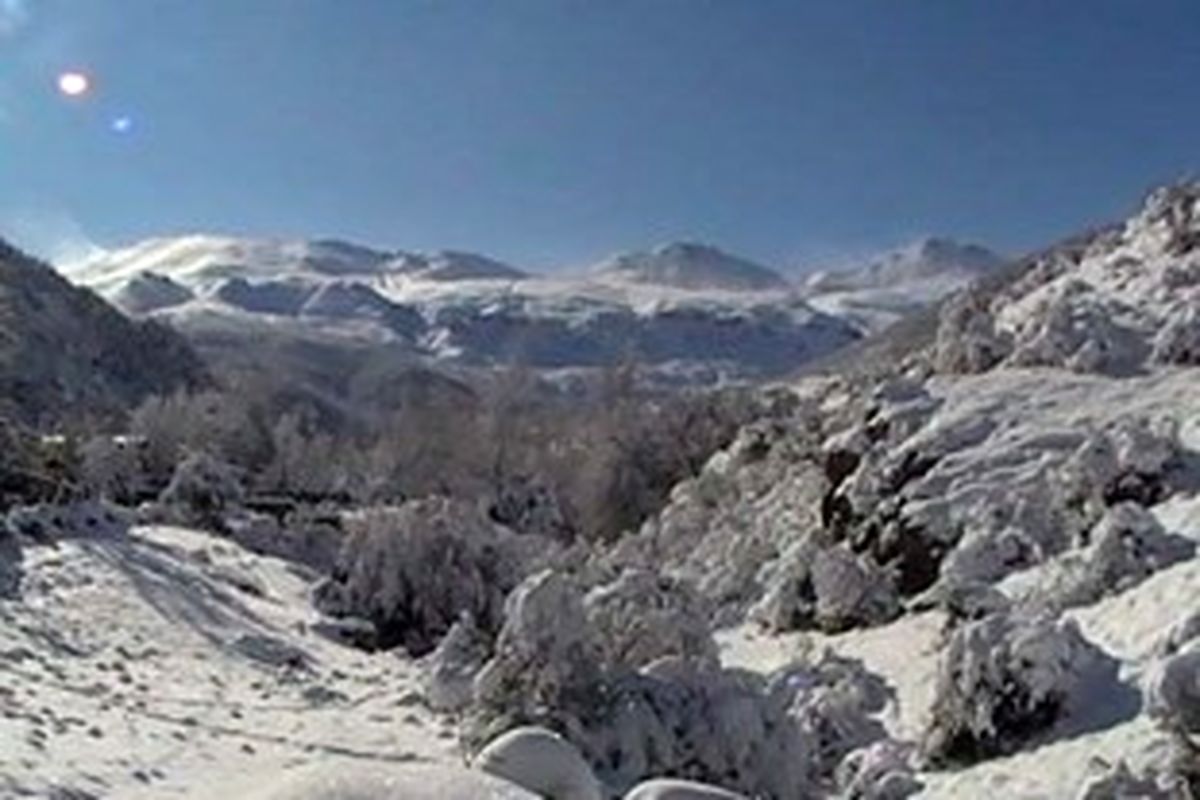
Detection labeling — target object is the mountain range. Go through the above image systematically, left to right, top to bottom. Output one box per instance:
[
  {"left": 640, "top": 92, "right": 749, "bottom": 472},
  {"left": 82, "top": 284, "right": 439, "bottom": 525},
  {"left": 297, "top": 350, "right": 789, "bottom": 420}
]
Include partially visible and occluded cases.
[{"left": 64, "top": 235, "right": 1004, "bottom": 385}]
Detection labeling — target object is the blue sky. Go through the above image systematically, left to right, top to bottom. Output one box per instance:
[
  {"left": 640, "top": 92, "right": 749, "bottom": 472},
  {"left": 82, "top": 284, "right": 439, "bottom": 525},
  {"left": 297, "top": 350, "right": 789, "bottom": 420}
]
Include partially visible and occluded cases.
[{"left": 1, "top": 0, "right": 1198, "bottom": 269}]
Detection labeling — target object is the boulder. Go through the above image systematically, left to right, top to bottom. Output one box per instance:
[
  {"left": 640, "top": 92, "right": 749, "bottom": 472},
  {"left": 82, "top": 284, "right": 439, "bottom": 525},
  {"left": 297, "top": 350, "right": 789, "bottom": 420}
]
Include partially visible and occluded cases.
[{"left": 474, "top": 726, "right": 603, "bottom": 800}]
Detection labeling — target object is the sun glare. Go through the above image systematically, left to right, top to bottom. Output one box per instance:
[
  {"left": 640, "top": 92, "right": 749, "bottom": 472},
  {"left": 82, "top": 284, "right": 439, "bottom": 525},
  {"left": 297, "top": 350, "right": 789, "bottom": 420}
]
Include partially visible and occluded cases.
[{"left": 57, "top": 71, "right": 90, "bottom": 97}]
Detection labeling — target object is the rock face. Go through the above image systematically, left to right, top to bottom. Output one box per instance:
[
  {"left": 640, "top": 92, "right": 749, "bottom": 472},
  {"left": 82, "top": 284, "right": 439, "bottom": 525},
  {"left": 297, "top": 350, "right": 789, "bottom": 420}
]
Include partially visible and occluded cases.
[{"left": 0, "top": 239, "right": 205, "bottom": 426}]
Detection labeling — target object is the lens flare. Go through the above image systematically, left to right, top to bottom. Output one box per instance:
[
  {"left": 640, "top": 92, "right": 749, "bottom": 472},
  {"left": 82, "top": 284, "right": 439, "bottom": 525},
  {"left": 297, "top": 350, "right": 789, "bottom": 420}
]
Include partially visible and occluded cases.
[{"left": 57, "top": 71, "right": 90, "bottom": 97}]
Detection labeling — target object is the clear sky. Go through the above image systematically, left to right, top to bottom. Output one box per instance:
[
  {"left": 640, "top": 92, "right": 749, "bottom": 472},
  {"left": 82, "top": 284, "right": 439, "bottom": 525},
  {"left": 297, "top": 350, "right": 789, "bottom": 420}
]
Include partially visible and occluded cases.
[{"left": 1, "top": 0, "right": 1198, "bottom": 269}]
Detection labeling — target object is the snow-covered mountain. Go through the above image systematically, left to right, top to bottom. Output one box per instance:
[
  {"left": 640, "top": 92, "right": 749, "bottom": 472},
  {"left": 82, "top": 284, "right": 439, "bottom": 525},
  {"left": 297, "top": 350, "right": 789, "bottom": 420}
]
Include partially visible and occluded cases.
[
  {"left": 12, "top": 183, "right": 1200, "bottom": 799},
  {"left": 64, "top": 235, "right": 859, "bottom": 383},
  {"left": 805, "top": 237, "right": 1003, "bottom": 293},
  {"left": 802, "top": 238, "right": 1006, "bottom": 333},
  {"left": 590, "top": 241, "right": 790, "bottom": 291}
]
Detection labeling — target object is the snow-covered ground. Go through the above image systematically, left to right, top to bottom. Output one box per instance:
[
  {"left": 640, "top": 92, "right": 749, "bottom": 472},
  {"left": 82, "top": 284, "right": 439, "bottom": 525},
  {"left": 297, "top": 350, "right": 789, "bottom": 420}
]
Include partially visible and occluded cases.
[
  {"left": 5, "top": 471, "right": 1200, "bottom": 798},
  {"left": 0, "top": 524, "right": 459, "bottom": 799}
]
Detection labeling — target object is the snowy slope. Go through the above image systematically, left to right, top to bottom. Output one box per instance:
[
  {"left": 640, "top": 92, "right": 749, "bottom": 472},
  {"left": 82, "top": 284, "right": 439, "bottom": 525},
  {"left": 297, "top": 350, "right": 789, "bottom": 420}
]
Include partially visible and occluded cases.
[{"left": 0, "top": 521, "right": 461, "bottom": 799}]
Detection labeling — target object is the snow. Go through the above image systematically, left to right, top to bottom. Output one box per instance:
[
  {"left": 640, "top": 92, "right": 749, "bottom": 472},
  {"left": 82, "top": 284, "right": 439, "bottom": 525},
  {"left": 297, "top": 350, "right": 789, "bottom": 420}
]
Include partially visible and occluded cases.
[{"left": 0, "top": 524, "right": 460, "bottom": 798}]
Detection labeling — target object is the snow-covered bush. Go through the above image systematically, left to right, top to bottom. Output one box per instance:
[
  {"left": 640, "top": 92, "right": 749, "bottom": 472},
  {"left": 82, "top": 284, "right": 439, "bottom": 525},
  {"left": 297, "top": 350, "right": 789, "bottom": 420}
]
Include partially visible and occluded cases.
[
  {"left": 1005, "top": 289, "right": 1147, "bottom": 375},
  {"left": 933, "top": 290, "right": 1011, "bottom": 375},
  {"left": 599, "top": 400, "right": 837, "bottom": 626},
  {"left": 1059, "top": 417, "right": 1180, "bottom": 512},
  {"left": 78, "top": 435, "right": 153, "bottom": 505},
  {"left": 157, "top": 452, "right": 245, "bottom": 529},
  {"left": 489, "top": 475, "right": 575, "bottom": 544},
  {"left": 314, "top": 498, "right": 555, "bottom": 655},
  {"left": 1019, "top": 503, "right": 1193, "bottom": 612},
  {"left": 219, "top": 504, "right": 344, "bottom": 573},
  {"left": 751, "top": 542, "right": 900, "bottom": 634},
  {"left": 469, "top": 569, "right": 893, "bottom": 799},
  {"left": 471, "top": 569, "right": 606, "bottom": 737},
  {"left": 583, "top": 570, "right": 718, "bottom": 668},
  {"left": 921, "top": 611, "right": 1118, "bottom": 766}
]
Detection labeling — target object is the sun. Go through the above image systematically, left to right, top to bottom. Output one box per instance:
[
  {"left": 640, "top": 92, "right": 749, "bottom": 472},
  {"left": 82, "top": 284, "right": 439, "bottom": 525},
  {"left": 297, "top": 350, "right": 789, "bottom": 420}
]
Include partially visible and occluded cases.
[{"left": 57, "top": 71, "right": 90, "bottom": 97}]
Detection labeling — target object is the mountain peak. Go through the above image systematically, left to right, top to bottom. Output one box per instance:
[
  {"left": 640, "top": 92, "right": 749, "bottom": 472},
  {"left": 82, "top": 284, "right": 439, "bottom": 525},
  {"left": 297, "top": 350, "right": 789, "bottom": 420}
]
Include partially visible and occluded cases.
[
  {"left": 805, "top": 237, "right": 1004, "bottom": 293},
  {"left": 592, "top": 241, "right": 789, "bottom": 291}
]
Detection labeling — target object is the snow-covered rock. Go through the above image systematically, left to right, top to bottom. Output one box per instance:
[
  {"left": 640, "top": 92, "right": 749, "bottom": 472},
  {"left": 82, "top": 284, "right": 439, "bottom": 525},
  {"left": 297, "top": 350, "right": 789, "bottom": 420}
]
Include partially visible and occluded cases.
[
  {"left": 935, "top": 182, "right": 1200, "bottom": 377},
  {"left": 1014, "top": 502, "right": 1194, "bottom": 612},
  {"left": 421, "top": 613, "right": 492, "bottom": 712},
  {"left": 1144, "top": 641, "right": 1200, "bottom": 733},
  {"left": 474, "top": 726, "right": 603, "bottom": 800},
  {"left": 834, "top": 739, "right": 922, "bottom": 800},
  {"left": 622, "top": 778, "right": 748, "bottom": 800}
]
